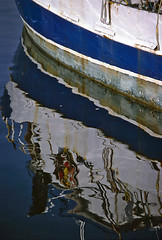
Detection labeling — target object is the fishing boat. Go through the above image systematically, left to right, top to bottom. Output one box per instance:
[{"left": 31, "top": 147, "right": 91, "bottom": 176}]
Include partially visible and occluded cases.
[
  {"left": 15, "top": 0, "right": 162, "bottom": 108},
  {"left": 1, "top": 36, "right": 162, "bottom": 237}
]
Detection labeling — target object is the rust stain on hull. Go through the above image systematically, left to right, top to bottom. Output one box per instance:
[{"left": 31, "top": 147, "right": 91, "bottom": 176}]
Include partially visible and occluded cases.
[
  {"left": 24, "top": 23, "right": 162, "bottom": 112},
  {"left": 22, "top": 27, "right": 162, "bottom": 138}
]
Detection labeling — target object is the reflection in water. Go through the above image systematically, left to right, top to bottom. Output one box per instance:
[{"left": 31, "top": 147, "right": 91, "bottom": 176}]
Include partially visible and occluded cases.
[
  {"left": 0, "top": 28, "right": 162, "bottom": 239},
  {"left": 21, "top": 28, "right": 162, "bottom": 140}
]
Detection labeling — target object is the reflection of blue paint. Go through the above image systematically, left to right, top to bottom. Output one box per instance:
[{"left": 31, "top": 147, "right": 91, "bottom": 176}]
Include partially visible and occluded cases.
[
  {"left": 15, "top": 0, "right": 162, "bottom": 81},
  {"left": 7, "top": 42, "right": 162, "bottom": 161}
]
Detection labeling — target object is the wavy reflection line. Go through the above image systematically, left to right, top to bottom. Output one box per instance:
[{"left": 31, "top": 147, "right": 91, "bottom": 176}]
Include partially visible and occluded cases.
[
  {"left": 156, "top": 168, "right": 162, "bottom": 216},
  {"left": 97, "top": 181, "right": 122, "bottom": 240},
  {"left": 79, "top": 220, "right": 85, "bottom": 240}
]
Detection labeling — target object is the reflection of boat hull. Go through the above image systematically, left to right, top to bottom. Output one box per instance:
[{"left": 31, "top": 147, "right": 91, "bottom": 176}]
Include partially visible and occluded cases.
[
  {"left": 15, "top": 0, "right": 162, "bottom": 108},
  {"left": 21, "top": 27, "right": 162, "bottom": 139},
  {"left": 7, "top": 29, "right": 162, "bottom": 161},
  {"left": 1, "top": 30, "right": 162, "bottom": 233},
  {"left": 2, "top": 79, "right": 162, "bottom": 233}
]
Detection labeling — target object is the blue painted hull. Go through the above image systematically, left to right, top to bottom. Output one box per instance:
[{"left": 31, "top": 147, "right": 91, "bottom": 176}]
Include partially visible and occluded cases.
[
  {"left": 15, "top": 0, "right": 162, "bottom": 81},
  {"left": 7, "top": 40, "right": 162, "bottom": 161}
]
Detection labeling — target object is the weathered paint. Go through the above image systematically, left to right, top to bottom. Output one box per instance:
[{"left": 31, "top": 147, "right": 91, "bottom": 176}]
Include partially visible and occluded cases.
[
  {"left": 15, "top": 0, "right": 162, "bottom": 80},
  {"left": 15, "top": 0, "right": 162, "bottom": 109},
  {"left": 32, "top": 0, "right": 162, "bottom": 52},
  {"left": 23, "top": 21, "right": 162, "bottom": 109},
  {"left": 22, "top": 26, "right": 162, "bottom": 138}
]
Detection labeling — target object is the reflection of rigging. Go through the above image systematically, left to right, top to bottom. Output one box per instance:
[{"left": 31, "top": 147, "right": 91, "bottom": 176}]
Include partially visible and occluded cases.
[
  {"left": 1, "top": 74, "right": 162, "bottom": 238},
  {"left": 97, "top": 181, "right": 122, "bottom": 240}
]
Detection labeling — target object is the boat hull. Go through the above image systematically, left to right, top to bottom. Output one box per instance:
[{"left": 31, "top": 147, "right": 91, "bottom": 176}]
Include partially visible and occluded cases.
[{"left": 15, "top": 0, "right": 162, "bottom": 108}]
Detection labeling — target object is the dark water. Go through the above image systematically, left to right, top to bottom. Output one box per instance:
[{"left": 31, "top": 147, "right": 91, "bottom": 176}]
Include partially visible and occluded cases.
[{"left": 0, "top": 1, "right": 162, "bottom": 240}]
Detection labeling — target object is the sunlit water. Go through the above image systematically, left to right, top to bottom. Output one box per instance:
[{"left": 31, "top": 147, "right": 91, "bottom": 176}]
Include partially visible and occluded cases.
[{"left": 0, "top": 1, "right": 162, "bottom": 240}]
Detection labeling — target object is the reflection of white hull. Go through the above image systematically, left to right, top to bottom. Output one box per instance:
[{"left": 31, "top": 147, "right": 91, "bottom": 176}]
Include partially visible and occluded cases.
[{"left": 5, "top": 80, "right": 162, "bottom": 229}]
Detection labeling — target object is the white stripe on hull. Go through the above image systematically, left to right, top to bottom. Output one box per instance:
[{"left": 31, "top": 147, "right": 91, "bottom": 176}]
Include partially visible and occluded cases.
[
  {"left": 23, "top": 19, "right": 162, "bottom": 109},
  {"left": 21, "top": 27, "right": 162, "bottom": 139}
]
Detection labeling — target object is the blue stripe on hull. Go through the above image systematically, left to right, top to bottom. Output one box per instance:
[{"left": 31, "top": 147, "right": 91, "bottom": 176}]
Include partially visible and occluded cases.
[{"left": 16, "top": 0, "right": 162, "bottom": 81}]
